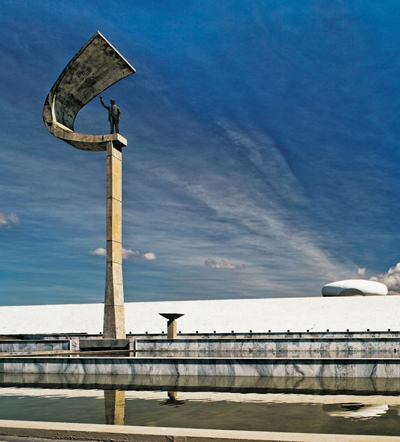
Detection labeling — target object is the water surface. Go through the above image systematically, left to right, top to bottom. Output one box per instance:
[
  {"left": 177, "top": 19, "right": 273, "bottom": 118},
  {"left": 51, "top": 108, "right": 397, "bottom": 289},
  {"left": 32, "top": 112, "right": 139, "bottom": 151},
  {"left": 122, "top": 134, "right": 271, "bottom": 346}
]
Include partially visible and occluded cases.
[{"left": 0, "top": 374, "right": 400, "bottom": 436}]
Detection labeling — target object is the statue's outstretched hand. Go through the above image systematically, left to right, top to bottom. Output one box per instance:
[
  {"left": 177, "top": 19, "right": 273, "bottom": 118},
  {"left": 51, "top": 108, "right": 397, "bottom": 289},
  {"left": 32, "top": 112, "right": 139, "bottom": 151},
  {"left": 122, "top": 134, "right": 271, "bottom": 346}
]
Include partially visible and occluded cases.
[{"left": 99, "top": 95, "right": 102, "bottom": 100}]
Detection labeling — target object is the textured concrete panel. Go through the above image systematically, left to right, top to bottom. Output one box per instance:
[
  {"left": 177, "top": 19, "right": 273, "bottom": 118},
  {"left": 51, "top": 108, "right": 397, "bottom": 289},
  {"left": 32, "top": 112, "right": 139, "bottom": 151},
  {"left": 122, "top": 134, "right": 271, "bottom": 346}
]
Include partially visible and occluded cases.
[
  {"left": 107, "top": 155, "right": 122, "bottom": 201},
  {"left": 106, "top": 200, "right": 122, "bottom": 241},
  {"left": 106, "top": 241, "right": 122, "bottom": 264},
  {"left": 103, "top": 305, "right": 126, "bottom": 338},
  {"left": 2, "top": 356, "right": 400, "bottom": 379}
]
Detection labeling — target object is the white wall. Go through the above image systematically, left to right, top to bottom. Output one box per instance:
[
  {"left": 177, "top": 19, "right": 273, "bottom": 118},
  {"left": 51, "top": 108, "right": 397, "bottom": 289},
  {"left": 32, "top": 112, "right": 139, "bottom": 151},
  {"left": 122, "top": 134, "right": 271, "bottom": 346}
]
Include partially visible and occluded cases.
[{"left": 0, "top": 296, "right": 399, "bottom": 335}]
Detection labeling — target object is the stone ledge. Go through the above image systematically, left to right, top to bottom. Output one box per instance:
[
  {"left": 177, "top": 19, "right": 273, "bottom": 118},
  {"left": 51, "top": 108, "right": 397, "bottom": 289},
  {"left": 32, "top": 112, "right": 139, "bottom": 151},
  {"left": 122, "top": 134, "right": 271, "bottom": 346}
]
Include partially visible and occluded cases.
[{"left": 0, "top": 420, "right": 399, "bottom": 442}]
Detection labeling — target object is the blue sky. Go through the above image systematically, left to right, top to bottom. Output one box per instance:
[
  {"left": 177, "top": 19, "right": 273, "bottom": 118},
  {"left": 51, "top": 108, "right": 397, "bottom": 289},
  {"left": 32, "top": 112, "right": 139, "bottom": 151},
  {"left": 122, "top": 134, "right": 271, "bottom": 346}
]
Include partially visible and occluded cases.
[{"left": 2, "top": 1, "right": 400, "bottom": 305}]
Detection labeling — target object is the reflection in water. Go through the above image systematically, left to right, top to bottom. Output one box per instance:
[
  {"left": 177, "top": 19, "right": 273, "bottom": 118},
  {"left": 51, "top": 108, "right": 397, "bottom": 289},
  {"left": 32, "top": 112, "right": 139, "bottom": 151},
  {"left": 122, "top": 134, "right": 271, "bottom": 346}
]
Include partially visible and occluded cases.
[
  {"left": 1, "top": 374, "right": 400, "bottom": 435},
  {"left": 103, "top": 389, "right": 185, "bottom": 424},
  {"left": 104, "top": 390, "right": 125, "bottom": 425},
  {"left": 163, "top": 391, "right": 185, "bottom": 407},
  {"left": 323, "top": 403, "right": 389, "bottom": 420}
]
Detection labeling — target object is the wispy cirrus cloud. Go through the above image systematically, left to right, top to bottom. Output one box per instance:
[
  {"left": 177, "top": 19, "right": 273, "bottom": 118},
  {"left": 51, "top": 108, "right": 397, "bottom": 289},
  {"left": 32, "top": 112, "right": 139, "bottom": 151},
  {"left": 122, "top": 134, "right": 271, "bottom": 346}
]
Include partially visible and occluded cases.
[
  {"left": 3, "top": 1, "right": 398, "bottom": 305},
  {"left": 146, "top": 119, "right": 352, "bottom": 283},
  {"left": 0, "top": 211, "right": 19, "bottom": 228},
  {"left": 89, "top": 247, "right": 156, "bottom": 261},
  {"left": 205, "top": 258, "right": 245, "bottom": 270}
]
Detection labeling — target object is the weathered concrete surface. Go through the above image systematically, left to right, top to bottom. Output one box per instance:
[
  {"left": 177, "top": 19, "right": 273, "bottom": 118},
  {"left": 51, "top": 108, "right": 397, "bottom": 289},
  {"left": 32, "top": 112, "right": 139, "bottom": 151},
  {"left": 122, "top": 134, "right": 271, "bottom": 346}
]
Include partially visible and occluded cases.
[
  {"left": 43, "top": 31, "right": 135, "bottom": 151},
  {"left": 103, "top": 140, "right": 126, "bottom": 338},
  {"left": 2, "top": 334, "right": 400, "bottom": 359},
  {"left": 2, "top": 335, "right": 400, "bottom": 359},
  {"left": 134, "top": 336, "right": 400, "bottom": 357},
  {"left": 79, "top": 339, "right": 129, "bottom": 351},
  {"left": 0, "top": 340, "right": 69, "bottom": 353},
  {"left": 1, "top": 356, "right": 400, "bottom": 378},
  {"left": 2, "top": 372, "right": 400, "bottom": 395},
  {"left": 0, "top": 420, "right": 399, "bottom": 442}
]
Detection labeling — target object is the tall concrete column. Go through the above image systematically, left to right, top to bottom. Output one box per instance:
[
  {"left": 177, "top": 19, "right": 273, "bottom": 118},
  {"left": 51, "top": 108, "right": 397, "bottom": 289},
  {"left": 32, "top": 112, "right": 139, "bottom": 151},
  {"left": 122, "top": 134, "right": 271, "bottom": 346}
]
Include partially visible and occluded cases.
[{"left": 103, "top": 140, "right": 126, "bottom": 339}]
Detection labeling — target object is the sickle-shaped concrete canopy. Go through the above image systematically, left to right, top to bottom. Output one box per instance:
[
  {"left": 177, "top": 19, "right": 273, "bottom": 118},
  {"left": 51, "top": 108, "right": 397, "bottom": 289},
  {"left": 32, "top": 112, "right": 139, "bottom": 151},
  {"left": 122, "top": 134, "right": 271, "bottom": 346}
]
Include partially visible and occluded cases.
[{"left": 43, "top": 31, "right": 136, "bottom": 151}]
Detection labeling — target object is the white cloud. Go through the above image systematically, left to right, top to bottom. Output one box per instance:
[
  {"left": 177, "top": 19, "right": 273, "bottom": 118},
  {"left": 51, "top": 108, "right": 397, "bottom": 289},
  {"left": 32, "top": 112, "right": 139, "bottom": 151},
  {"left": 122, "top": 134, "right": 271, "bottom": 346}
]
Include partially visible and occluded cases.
[
  {"left": 0, "top": 211, "right": 19, "bottom": 227},
  {"left": 89, "top": 247, "right": 106, "bottom": 256},
  {"left": 90, "top": 247, "right": 156, "bottom": 261},
  {"left": 121, "top": 248, "right": 140, "bottom": 260},
  {"left": 123, "top": 249, "right": 156, "bottom": 261},
  {"left": 143, "top": 252, "right": 157, "bottom": 261},
  {"left": 205, "top": 258, "right": 245, "bottom": 270},
  {"left": 371, "top": 262, "right": 400, "bottom": 295},
  {"left": 357, "top": 267, "right": 366, "bottom": 276}
]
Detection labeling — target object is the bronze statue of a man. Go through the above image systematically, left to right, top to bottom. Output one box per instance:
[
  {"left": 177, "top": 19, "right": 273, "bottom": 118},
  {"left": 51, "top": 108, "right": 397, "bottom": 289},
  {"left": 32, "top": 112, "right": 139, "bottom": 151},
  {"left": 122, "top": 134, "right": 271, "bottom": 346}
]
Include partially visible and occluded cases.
[{"left": 99, "top": 96, "right": 121, "bottom": 134}]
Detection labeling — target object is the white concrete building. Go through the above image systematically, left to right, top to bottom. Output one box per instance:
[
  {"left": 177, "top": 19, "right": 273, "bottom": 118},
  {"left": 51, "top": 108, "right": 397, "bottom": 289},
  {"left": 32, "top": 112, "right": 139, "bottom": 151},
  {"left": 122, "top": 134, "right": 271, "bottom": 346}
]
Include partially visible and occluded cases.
[{"left": 0, "top": 296, "right": 399, "bottom": 335}]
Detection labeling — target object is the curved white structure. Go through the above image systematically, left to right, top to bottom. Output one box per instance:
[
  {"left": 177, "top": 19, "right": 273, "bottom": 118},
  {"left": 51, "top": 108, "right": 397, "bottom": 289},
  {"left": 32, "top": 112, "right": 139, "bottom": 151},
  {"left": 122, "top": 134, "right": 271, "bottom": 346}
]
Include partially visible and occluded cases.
[
  {"left": 43, "top": 31, "right": 135, "bottom": 151},
  {"left": 322, "top": 279, "right": 387, "bottom": 297}
]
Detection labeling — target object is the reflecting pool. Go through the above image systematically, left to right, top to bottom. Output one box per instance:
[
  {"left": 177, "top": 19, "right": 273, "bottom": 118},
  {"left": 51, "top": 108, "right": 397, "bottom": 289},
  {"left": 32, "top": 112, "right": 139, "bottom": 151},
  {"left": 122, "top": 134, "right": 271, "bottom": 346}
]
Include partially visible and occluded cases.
[{"left": 1, "top": 374, "right": 400, "bottom": 436}]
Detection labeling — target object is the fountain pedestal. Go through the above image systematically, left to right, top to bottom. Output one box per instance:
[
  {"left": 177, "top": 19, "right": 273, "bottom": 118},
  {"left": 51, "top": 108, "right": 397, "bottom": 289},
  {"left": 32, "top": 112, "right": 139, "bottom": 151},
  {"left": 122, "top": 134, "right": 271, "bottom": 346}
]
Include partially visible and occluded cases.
[{"left": 159, "top": 313, "right": 184, "bottom": 339}]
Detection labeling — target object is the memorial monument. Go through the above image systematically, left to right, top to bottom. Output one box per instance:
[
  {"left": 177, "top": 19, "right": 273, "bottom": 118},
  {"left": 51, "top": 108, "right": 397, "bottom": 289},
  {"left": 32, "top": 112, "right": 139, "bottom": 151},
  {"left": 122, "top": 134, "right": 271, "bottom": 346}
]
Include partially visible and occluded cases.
[{"left": 42, "top": 32, "right": 136, "bottom": 339}]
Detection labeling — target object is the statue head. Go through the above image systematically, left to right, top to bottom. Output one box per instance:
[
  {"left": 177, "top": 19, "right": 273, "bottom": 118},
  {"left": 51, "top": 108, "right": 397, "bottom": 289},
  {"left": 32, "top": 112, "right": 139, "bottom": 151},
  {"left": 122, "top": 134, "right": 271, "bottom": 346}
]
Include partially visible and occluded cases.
[{"left": 110, "top": 99, "right": 116, "bottom": 105}]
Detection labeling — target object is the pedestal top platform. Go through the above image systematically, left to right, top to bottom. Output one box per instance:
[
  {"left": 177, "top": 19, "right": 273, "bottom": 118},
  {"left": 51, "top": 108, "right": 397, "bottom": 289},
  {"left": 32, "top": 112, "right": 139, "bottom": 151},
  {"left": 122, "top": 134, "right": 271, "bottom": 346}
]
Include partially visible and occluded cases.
[{"left": 159, "top": 313, "right": 184, "bottom": 321}]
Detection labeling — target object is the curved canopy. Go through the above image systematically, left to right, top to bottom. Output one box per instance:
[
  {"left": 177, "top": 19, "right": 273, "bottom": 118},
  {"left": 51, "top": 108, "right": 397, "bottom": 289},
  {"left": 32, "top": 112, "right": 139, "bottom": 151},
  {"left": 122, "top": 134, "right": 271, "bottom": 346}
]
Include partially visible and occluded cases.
[
  {"left": 43, "top": 31, "right": 136, "bottom": 151},
  {"left": 322, "top": 279, "right": 388, "bottom": 297}
]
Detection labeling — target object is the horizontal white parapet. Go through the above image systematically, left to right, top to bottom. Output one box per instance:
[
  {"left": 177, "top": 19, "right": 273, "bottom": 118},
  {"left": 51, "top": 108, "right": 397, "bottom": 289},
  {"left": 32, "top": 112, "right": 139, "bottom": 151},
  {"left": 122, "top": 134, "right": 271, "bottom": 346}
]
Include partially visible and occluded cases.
[
  {"left": 322, "top": 280, "right": 388, "bottom": 297},
  {"left": 1, "top": 295, "right": 400, "bottom": 335},
  {"left": 0, "top": 419, "right": 390, "bottom": 442}
]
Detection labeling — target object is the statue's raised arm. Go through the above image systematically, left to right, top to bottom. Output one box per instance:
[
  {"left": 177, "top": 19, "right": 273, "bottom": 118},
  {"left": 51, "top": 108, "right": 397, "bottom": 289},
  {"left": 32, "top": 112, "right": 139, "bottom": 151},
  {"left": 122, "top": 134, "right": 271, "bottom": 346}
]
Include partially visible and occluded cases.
[{"left": 99, "top": 95, "right": 109, "bottom": 110}]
